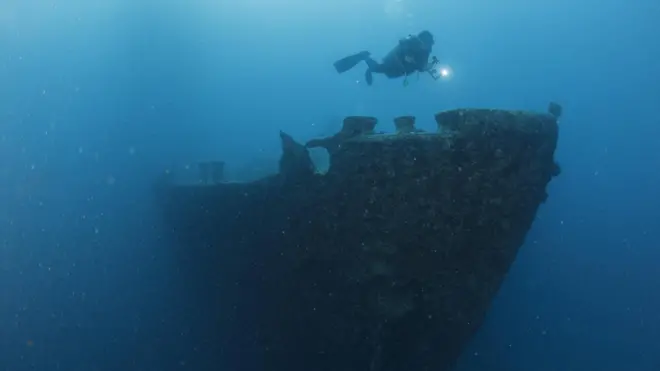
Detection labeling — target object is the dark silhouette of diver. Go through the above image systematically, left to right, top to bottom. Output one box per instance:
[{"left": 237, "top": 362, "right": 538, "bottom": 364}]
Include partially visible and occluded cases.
[{"left": 333, "top": 30, "right": 439, "bottom": 86}]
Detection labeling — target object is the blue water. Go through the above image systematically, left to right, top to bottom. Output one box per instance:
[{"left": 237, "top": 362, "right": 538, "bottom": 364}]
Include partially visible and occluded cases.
[{"left": 1, "top": 1, "right": 659, "bottom": 370}]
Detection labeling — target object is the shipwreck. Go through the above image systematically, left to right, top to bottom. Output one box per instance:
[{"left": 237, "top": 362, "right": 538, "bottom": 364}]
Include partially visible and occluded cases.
[{"left": 157, "top": 103, "right": 562, "bottom": 371}]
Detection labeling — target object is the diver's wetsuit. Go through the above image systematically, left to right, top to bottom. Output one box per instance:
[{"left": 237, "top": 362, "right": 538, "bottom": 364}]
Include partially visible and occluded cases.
[{"left": 333, "top": 30, "right": 435, "bottom": 85}]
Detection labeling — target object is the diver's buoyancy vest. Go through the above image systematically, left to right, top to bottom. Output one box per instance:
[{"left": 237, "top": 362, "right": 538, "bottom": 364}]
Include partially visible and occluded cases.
[{"left": 382, "top": 36, "right": 420, "bottom": 75}]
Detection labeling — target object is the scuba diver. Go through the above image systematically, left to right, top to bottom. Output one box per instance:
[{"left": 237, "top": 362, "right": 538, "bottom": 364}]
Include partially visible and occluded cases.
[{"left": 333, "top": 30, "right": 440, "bottom": 86}]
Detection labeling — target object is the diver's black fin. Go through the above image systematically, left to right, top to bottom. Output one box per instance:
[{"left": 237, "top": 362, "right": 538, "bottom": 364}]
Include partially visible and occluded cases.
[
  {"left": 333, "top": 51, "right": 370, "bottom": 73},
  {"left": 365, "top": 69, "right": 373, "bottom": 85}
]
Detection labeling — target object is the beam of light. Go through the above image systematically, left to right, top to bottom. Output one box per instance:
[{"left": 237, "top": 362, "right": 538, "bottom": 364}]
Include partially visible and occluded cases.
[
  {"left": 435, "top": 64, "right": 453, "bottom": 81},
  {"left": 437, "top": 65, "right": 454, "bottom": 80}
]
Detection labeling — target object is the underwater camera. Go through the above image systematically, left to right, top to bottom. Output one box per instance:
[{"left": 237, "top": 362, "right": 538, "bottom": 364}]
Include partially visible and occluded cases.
[{"left": 427, "top": 56, "right": 453, "bottom": 81}]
